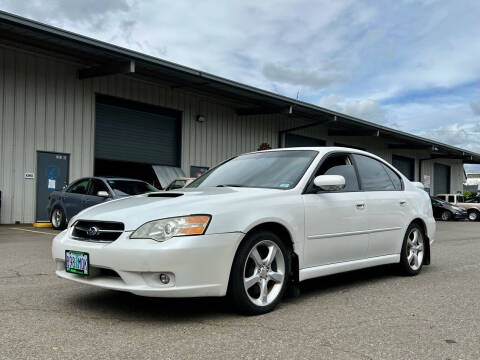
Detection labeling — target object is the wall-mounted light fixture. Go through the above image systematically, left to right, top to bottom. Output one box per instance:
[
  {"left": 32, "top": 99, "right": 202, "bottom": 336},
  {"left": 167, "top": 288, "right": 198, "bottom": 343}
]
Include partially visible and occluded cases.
[{"left": 196, "top": 115, "right": 206, "bottom": 123}]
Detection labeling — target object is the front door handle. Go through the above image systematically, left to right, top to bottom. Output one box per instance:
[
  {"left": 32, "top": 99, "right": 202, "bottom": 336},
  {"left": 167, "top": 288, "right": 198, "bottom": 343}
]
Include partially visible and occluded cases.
[
  {"left": 400, "top": 200, "right": 408, "bottom": 206},
  {"left": 356, "top": 202, "right": 366, "bottom": 210}
]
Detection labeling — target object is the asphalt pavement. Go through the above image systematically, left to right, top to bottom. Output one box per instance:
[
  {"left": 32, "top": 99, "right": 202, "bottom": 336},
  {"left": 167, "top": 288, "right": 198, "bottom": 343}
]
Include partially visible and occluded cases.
[{"left": 0, "top": 222, "right": 479, "bottom": 359}]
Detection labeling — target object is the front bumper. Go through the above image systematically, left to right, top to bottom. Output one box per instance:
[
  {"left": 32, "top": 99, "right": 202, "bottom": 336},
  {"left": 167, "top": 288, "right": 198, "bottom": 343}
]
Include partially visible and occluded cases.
[{"left": 52, "top": 230, "right": 244, "bottom": 297}]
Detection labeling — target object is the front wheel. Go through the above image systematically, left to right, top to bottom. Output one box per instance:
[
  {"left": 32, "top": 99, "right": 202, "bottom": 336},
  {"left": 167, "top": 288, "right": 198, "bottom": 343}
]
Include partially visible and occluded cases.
[
  {"left": 51, "top": 207, "right": 66, "bottom": 230},
  {"left": 440, "top": 210, "right": 452, "bottom": 221},
  {"left": 399, "top": 223, "right": 425, "bottom": 276},
  {"left": 228, "top": 231, "right": 290, "bottom": 315}
]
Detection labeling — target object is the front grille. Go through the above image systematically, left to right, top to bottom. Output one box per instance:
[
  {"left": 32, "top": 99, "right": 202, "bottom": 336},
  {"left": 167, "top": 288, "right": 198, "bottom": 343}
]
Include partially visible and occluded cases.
[{"left": 72, "top": 220, "right": 124, "bottom": 243}]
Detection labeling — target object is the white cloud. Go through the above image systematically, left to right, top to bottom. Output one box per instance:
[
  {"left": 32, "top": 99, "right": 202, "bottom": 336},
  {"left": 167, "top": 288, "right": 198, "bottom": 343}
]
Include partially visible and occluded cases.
[
  {"left": 0, "top": 0, "right": 132, "bottom": 29},
  {"left": 262, "top": 62, "right": 346, "bottom": 89},
  {"left": 318, "top": 95, "right": 389, "bottom": 125},
  {"left": 471, "top": 99, "right": 480, "bottom": 116},
  {"left": 427, "top": 123, "right": 478, "bottom": 149}
]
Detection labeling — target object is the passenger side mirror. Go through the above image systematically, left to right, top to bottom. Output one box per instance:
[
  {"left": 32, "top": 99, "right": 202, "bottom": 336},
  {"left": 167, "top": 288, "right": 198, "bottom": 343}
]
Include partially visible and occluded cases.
[
  {"left": 313, "top": 175, "right": 345, "bottom": 191},
  {"left": 97, "top": 191, "right": 110, "bottom": 197}
]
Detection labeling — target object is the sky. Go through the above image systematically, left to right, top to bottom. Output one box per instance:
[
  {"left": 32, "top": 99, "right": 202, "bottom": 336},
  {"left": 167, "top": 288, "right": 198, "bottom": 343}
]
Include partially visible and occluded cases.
[{"left": 1, "top": 0, "right": 479, "bottom": 171}]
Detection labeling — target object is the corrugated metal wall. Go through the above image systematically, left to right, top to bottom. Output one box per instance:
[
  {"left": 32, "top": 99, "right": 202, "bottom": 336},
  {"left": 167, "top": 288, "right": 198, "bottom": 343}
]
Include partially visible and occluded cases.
[{"left": 0, "top": 44, "right": 466, "bottom": 224}]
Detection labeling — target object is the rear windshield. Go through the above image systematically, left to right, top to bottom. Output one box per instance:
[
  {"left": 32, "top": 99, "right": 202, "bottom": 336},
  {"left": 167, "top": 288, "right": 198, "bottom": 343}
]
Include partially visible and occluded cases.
[{"left": 107, "top": 180, "right": 157, "bottom": 196}]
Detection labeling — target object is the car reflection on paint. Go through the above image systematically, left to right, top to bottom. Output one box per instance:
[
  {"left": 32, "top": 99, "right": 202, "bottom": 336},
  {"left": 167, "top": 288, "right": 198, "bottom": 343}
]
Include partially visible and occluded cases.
[{"left": 47, "top": 177, "right": 158, "bottom": 230}]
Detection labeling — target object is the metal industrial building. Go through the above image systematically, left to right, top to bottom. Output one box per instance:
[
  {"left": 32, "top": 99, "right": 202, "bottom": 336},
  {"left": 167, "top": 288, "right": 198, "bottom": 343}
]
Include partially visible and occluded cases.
[{"left": 1, "top": 11, "right": 479, "bottom": 224}]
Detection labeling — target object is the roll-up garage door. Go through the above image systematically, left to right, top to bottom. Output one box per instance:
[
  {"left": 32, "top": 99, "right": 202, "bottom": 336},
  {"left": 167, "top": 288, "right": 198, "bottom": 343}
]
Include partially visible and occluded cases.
[
  {"left": 95, "top": 96, "right": 180, "bottom": 166},
  {"left": 285, "top": 134, "right": 326, "bottom": 147},
  {"left": 392, "top": 155, "right": 415, "bottom": 181},
  {"left": 434, "top": 163, "right": 451, "bottom": 195}
]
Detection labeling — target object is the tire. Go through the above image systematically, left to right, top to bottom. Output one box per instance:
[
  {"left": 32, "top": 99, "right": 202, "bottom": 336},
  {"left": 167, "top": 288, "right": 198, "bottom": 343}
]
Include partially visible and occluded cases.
[
  {"left": 51, "top": 207, "right": 67, "bottom": 230},
  {"left": 440, "top": 210, "right": 452, "bottom": 221},
  {"left": 468, "top": 210, "right": 479, "bottom": 222},
  {"left": 399, "top": 223, "right": 426, "bottom": 276},
  {"left": 228, "top": 230, "right": 291, "bottom": 315}
]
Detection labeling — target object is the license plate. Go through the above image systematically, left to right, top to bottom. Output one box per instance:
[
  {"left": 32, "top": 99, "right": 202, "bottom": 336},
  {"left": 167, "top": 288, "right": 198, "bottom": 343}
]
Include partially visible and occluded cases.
[{"left": 65, "top": 250, "right": 89, "bottom": 275}]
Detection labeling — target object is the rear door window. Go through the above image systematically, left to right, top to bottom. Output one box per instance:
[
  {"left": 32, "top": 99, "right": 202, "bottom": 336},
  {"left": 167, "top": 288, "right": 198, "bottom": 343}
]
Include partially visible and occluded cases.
[
  {"left": 352, "top": 154, "right": 395, "bottom": 191},
  {"left": 382, "top": 164, "right": 403, "bottom": 191}
]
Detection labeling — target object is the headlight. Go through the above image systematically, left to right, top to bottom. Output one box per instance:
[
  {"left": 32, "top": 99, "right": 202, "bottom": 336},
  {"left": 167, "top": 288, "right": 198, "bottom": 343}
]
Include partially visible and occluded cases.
[{"left": 130, "top": 215, "right": 211, "bottom": 242}]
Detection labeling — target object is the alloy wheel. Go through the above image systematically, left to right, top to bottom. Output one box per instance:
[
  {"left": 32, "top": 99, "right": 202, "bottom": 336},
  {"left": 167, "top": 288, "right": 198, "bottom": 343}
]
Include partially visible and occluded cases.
[
  {"left": 52, "top": 209, "right": 62, "bottom": 228},
  {"left": 441, "top": 211, "right": 450, "bottom": 221},
  {"left": 468, "top": 211, "right": 478, "bottom": 221},
  {"left": 406, "top": 228, "right": 424, "bottom": 271},
  {"left": 243, "top": 240, "right": 285, "bottom": 307}
]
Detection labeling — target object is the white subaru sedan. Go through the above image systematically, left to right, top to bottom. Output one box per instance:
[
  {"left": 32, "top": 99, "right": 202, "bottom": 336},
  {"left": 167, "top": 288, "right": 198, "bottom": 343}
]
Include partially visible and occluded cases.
[{"left": 52, "top": 147, "right": 435, "bottom": 314}]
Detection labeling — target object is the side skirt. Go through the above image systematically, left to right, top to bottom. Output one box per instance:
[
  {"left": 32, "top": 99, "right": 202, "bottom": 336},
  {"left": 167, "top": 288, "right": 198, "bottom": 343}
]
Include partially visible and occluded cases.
[{"left": 299, "top": 254, "right": 400, "bottom": 282}]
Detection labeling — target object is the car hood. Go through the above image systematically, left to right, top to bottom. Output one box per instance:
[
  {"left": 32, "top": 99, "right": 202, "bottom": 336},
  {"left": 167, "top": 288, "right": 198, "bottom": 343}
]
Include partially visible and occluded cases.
[{"left": 71, "top": 187, "right": 283, "bottom": 231}]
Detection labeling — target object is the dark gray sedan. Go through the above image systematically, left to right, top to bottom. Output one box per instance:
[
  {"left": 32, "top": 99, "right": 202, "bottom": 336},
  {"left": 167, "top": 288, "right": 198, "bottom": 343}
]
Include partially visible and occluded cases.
[{"left": 47, "top": 177, "right": 158, "bottom": 229}]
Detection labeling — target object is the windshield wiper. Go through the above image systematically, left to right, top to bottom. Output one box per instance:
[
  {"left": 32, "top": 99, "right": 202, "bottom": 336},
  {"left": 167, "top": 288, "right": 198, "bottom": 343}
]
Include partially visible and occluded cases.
[{"left": 216, "top": 184, "right": 247, "bottom": 187}]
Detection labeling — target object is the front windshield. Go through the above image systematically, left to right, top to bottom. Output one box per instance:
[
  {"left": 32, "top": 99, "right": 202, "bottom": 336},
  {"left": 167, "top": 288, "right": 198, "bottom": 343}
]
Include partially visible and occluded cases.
[
  {"left": 187, "top": 150, "right": 317, "bottom": 190},
  {"left": 107, "top": 180, "right": 158, "bottom": 196}
]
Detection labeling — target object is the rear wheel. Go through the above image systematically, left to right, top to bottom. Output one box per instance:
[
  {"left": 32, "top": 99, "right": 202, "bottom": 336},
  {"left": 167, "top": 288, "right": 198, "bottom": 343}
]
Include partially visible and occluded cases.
[
  {"left": 51, "top": 207, "right": 66, "bottom": 230},
  {"left": 440, "top": 210, "right": 452, "bottom": 221},
  {"left": 468, "top": 210, "right": 479, "bottom": 221},
  {"left": 399, "top": 223, "right": 425, "bottom": 276},
  {"left": 228, "top": 231, "right": 290, "bottom": 315}
]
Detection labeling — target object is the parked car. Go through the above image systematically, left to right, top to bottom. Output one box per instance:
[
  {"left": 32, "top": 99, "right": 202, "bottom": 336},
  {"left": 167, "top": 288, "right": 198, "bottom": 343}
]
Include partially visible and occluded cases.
[
  {"left": 52, "top": 147, "right": 435, "bottom": 315},
  {"left": 48, "top": 177, "right": 158, "bottom": 229},
  {"left": 164, "top": 177, "right": 195, "bottom": 191},
  {"left": 435, "top": 194, "right": 480, "bottom": 221},
  {"left": 430, "top": 197, "right": 467, "bottom": 221}
]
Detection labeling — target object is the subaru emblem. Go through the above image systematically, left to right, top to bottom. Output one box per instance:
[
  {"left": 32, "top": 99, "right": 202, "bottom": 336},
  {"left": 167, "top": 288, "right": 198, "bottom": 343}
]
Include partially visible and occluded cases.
[{"left": 86, "top": 226, "right": 99, "bottom": 236}]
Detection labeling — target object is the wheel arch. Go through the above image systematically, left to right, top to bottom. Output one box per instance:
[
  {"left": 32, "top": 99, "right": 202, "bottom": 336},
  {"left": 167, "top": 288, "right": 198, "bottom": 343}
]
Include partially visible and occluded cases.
[
  {"left": 50, "top": 202, "right": 65, "bottom": 217},
  {"left": 467, "top": 208, "right": 480, "bottom": 219},
  {"left": 410, "top": 218, "right": 430, "bottom": 265},
  {"left": 234, "top": 222, "right": 299, "bottom": 284}
]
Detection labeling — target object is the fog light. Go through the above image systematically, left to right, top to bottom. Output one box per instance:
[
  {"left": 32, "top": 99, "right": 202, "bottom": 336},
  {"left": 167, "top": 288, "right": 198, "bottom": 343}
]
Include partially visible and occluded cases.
[{"left": 159, "top": 273, "right": 170, "bottom": 284}]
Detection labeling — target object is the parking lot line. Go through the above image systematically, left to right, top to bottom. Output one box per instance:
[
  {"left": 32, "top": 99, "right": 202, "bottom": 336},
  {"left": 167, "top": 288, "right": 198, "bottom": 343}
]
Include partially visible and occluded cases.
[{"left": 8, "top": 227, "right": 57, "bottom": 236}]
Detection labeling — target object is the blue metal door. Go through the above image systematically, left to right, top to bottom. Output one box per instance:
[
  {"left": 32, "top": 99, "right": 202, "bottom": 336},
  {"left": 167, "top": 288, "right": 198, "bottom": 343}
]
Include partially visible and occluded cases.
[{"left": 36, "top": 152, "right": 70, "bottom": 222}]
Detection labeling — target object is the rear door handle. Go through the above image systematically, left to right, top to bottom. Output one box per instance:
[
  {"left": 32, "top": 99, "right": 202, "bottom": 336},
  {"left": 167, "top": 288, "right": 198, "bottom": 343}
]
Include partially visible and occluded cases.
[
  {"left": 400, "top": 200, "right": 408, "bottom": 206},
  {"left": 356, "top": 202, "right": 366, "bottom": 210}
]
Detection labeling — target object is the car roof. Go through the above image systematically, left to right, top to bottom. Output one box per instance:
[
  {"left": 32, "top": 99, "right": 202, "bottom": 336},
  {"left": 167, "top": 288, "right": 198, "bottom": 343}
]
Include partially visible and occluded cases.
[{"left": 249, "top": 146, "right": 373, "bottom": 156}]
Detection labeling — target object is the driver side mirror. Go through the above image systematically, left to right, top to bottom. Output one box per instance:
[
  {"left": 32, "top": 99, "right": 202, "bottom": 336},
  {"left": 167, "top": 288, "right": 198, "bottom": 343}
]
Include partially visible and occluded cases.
[
  {"left": 313, "top": 175, "right": 345, "bottom": 191},
  {"left": 97, "top": 191, "right": 110, "bottom": 197}
]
